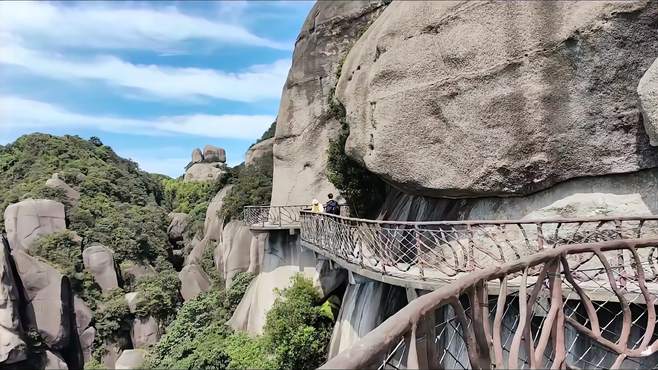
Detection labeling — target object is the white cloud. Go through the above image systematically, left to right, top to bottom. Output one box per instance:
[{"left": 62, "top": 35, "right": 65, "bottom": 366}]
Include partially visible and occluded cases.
[
  {"left": 0, "top": 1, "right": 290, "bottom": 52},
  {"left": 0, "top": 42, "right": 290, "bottom": 102},
  {"left": 0, "top": 96, "right": 274, "bottom": 140}
]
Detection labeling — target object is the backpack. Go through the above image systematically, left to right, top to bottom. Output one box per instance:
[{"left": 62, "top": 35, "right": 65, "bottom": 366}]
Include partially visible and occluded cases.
[{"left": 324, "top": 200, "right": 340, "bottom": 215}]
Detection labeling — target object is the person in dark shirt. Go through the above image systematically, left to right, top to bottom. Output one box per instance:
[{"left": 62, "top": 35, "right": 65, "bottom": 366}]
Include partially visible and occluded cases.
[{"left": 324, "top": 193, "right": 340, "bottom": 215}]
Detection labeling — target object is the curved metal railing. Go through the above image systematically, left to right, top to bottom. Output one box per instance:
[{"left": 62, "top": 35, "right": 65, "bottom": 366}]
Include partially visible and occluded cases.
[
  {"left": 244, "top": 205, "right": 350, "bottom": 229},
  {"left": 300, "top": 212, "right": 658, "bottom": 287},
  {"left": 322, "top": 239, "right": 658, "bottom": 369}
]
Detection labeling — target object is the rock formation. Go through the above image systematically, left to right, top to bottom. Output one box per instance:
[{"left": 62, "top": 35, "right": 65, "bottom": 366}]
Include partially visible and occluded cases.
[
  {"left": 271, "top": 1, "right": 389, "bottom": 205},
  {"left": 336, "top": 1, "right": 658, "bottom": 198},
  {"left": 639, "top": 57, "right": 658, "bottom": 146},
  {"left": 245, "top": 138, "right": 274, "bottom": 166},
  {"left": 184, "top": 145, "right": 227, "bottom": 182},
  {"left": 45, "top": 173, "right": 80, "bottom": 205},
  {"left": 4, "top": 199, "right": 66, "bottom": 251},
  {"left": 167, "top": 212, "right": 189, "bottom": 246},
  {"left": 214, "top": 221, "right": 265, "bottom": 288},
  {"left": 0, "top": 240, "right": 26, "bottom": 365},
  {"left": 82, "top": 245, "right": 119, "bottom": 293},
  {"left": 178, "top": 264, "right": 211, "bottom": 301},
  {"left": 130, "top": 316, "right": 159, "bottom": 349},
  {"left": 114, "top": 349, "right": 146, "bottom": 370},
  {"left": 44, "top": 350, "right": 68, "bottom": 370}
]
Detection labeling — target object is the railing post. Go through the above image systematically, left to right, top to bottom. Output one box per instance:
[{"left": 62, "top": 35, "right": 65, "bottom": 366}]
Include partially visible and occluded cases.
[{"left": 278, "top": 207, "right": 282, "bottom": 227}]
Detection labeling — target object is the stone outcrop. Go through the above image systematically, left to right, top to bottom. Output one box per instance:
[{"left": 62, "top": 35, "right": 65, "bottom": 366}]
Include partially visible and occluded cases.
[
  {"left": 271, "top": 1, "right": 389, "bottom": 205},
  {"left": 336, "top": 1, "right": 658, "bottom": 198},
  {"left": 639, "top": 57, "right": 658, "bottom": 146},
  {"left": 245, "top": 138, "right": 274, "bottom": 166},
  {"left": 184, "top": 145, "right": 227, "bottom": 182},
  {"left": 203, "top": 145, "right": 226, "bottom": 163},
  {"left": 191, "top": 148, "right": 203, "bottom": 164},
  {"left": 184, "top": 163, "right": 226, "bottom": 183},
  {"left": 45, "top": 173, "right": 80, "bottom": 205},
  {"left": 204, "top": 185, "right": 233, "bottom": 243},
  {"left": 4, "top": 199, "right": 66, "bottom": 251},
  {"left": 167, "top": 212, "right": 189, "bottom": 244},
  {"left": 214, "top": 221, "right": 265, "bottom": 288},
  {"left": 228, "top": 231, "right": 318, "bottom": 334},
  {"left": 0, "top": 240, "right": 26, "bottom": 364},
  {"left": 82, "top": 245, "right": 119, "bottom": 293},
  {"left": 11, "top": 250, "right": 71, "bottom": 350},
  {"left": 178, "top": 264, "right": 211, "bottom": 301},
  {"left": 328, "top": 273, "right": 407, "bottom": 358},
  {"left": 124, "top": 292, "right": 140, "bottom": 314},
  {"left": 73, "top": 296, "right": 92, "bottom": 335},
  {"left": 130, "top": 316, "right": 160, "bottom": 349},
  {"left": 79, "top": 327, "right": 95, "bottom": 363},
  {"left": 114, "top": 349, "right": 147, "bottom": 370},
  {"left": 44, "top": 350, "right": 68, "bottom": 370}
]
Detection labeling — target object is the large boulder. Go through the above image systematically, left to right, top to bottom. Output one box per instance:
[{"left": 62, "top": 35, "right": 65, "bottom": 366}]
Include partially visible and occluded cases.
[
  {"left": 271, "top": 1, "right": 389, "bottom": 205},
  {"left": 336, "top": 1, "right": 658, "bottom": 198},
  {"left": 639, "top": 57, "right": 658, "bottom": 146},
  {"left": 245, "top": 138, "right": 274, "bottom": 166},
  {"left": 203, "top": 145, "right": 226, "bottom": 163},
  {"left": 191, "top": 148, "right": 203, "bottom": 164},
  {"left": 184, "top": 163, "right": 226, "bottom": 182},
  {"left": 45, "top": 173, "right": 80, "bottom": 205},
  {"left": 204, "top": 185, "right": 234, "bottom": 243},
  {"left": 4, "top": 199, "right": 66, "bottom": 251},
  {"left": 167, "top": 212, "right": 190, "bottom": 244},
  {"left": 214, "top": 221, "right": 265, "bottom": 288},
  {"left": 0, "top": 241, "right": 26, "bottom": 364},
  {"left": 82, "top": 245, "right": 118, "bottom": 293},
  {"left": 11, "top": 250, "right": 71, "bottom": 350},
  {"left": 178, "top": 265, "right": 211, "bottom": 301},
  {"left": 73, "top": 296, "right": 92, "bottom": 335},
  {"left": 130, "top": 316, "right": 160, "bottom": 348},
  {"left": 79, "top": 327, "right": 95, "bottom": 363},
  {"left": 115, "top": 349, "right": 147, "bottom": 370},
  {"left": 44, "top": 350, "right": 68, "bottom": 370}
]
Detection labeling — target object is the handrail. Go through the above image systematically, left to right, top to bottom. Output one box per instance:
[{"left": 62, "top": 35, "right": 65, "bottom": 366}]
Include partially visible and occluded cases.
[
  {"left": 243, "top": 205, "right": 350, "bottom": 228},
  {"left": 299, "top": 212, "right": 658, "bottom": 285},
  {"left": 321, "top": 238, "right": 658, "bottom": 369}
]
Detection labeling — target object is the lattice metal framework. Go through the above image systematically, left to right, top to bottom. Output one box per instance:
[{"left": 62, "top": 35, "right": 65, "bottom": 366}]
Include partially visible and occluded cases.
[
  {"left": 244, "top": 205, "right": 350, "bottom": 228},
  {"left": 300, "top": 212, "right": 658, "bottom": 285},
  {"left": 321, "top": 239, "right": 658, "bottom": 370}
]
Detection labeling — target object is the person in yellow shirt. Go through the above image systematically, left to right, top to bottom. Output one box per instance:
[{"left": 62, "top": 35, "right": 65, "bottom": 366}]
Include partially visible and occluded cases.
[{"left": 311, "top": 199, "right": 322, "bottom": 213}]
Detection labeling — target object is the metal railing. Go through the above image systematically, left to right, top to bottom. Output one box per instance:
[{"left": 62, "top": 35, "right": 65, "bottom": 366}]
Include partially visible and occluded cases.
[
  {"left": 243, "top": 204, "right": 350, "bottom": 229},
  {"left": 300, "top": 212, "right": 658, "bottom": 286},
  {"left": 322, "top": 238, "right": 658, "bottom": 369}
]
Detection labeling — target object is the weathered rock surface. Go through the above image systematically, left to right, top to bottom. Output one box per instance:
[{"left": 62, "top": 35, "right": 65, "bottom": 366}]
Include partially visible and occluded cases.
[
  {"left": 271, "top": 1, "right": 389, "bottom": 205},
  {"left": 337, "top": 1, "right": 658, "bottom": 198},
  {"left": 639, "top": 57, "right": 658, "bottom": 146},
  {"left": 245, "top": 138, "right": 274, "bottom": 166},
  {"left": 203, "top": 145, "right": 226, "bottom": 163},
  {"left": 191, "top": 148, "right": 203, "bottom": 164},
  {"left": 184, "top": 162, "right": 226, "bottom": 183},
  {"left": 45, "top": 173, "right": 80, "bottom": 205},
  {"left": 204, "top": 185, "right": 234, "bottom": 243},
  {"left": 4, "top": 199, "right": 66, "bottom": 251},
  {"left": 167, "top": 212, "right": 190, "bottom": 244},
  {"left": 214, "top": 221, "right": 265, "bottom": 288},
  {"left": 228, "top": 231, "right": 317, "bottom": 334},
  {"left": 0, "top": 240, "right": 26, "bottom": 364},
  {"left": 82, "top": 245, "right": 118, "bottom": 292},
  {"left": 11, "top": 250, "right": 71, "bottom": 350},
  {"left": 314, "top": 258, "right": 347, "bottom": 299},
  {"left": 120, "top": 262, "right": 155, "bottom": 287},
  {"left": 178, "top": 264, "right": 211, "bottom": 301},
  {"left": 328, "top": 273, "right": 407, "bottom": 358},
  {"left": 124, "top": 292, "right": 140, "bottom": 314},
  {"left": 73, "top": 296, "right": 92, "bottom": 335},
  {"left": 130, "top": 316, "right": 160, "bottom": 348},
  {"left": 79, "top": 327, "right": 95, "bottom": 363},
  {"left": 101, "top": 341, "right": 121, "bottom": 369},
  {"left": 115, "top": 349, "right": 147, "bottom": 370},
  {"left": 44, "top": 350, "right": 68, "bottom": 370}
]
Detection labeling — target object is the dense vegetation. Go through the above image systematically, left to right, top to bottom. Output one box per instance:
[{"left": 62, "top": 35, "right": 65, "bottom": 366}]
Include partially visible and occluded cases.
[
  {"left": 325, "top": 87, "right": 386, "bottom": 217},
  {"left": 251, "top": 120, "right": 276, "bottom": 147},
  {"left": 221, "top": 153, "right": 273, "bottom": 221},
  {"left": 147, "top": 274, "right": 333, "bottom": 370}
]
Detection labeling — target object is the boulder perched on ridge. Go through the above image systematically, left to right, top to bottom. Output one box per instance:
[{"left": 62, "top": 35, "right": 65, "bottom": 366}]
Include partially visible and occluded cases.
[
  {"left": 245, "top": 138, "right": 274, "bottom": 166},
  {"left": 203, "top": 145, "right": 226, "bottom": 163},
  {"left": 191, "top": 148, "right": 203, "bottom": 164},
  {"left": 184, "top": 163, "right": 226, "bottom": 182},
  {"left": 45, "top": 173, "right": 80, "bottom": 205}
]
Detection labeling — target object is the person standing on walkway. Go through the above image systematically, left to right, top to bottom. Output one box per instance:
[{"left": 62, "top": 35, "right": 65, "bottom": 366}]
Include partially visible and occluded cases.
[
  {"left": 324, "top": 193, "right": 340, "bottom": 215},
  {"left": 311, "top": 199, "right": 323, "bottom": 213}
]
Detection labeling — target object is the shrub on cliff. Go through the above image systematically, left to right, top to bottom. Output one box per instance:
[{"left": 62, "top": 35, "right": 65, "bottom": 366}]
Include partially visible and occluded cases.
[
  {"left": 221, "top": 154, "right": 273, "bottom": 221},
  {"left": 134, "top": 271, "right": 181, "bottom": 322}
]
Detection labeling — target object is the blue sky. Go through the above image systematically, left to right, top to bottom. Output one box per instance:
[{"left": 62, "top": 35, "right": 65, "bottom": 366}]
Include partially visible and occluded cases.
[{"left": 0, "top": 1, "right": 314, "bottom": 177}]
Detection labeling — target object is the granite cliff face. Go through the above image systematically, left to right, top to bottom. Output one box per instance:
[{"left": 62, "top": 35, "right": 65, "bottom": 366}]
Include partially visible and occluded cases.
[
  {"left": 271, "top": 1, "right": 389, "bottom": 205},
  {"left": 336, "top": 1, "right": 658, "bottom": 198}
]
